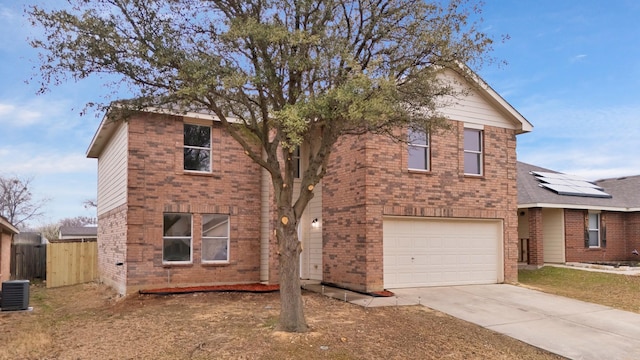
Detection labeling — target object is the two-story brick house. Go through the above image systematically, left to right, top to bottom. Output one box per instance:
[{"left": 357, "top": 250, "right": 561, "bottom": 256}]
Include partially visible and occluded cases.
[{"left": 87, "top": 70, "right": 532, "bottom": 295}]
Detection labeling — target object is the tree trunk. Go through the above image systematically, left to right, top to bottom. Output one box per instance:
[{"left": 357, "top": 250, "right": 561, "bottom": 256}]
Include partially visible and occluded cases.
[{"left": 276, "top": 214, "right": 308, "bottom": 332}]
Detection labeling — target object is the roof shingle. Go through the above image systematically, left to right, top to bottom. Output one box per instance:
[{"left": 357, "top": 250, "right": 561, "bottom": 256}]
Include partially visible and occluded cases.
[{"left": 517, "top": 162, "right": 639, "bottom": 210}]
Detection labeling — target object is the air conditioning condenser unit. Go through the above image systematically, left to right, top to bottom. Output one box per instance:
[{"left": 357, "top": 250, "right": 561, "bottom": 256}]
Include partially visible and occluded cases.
[{"left": 1, "top": 280, "right": 30, "bottom": 311}]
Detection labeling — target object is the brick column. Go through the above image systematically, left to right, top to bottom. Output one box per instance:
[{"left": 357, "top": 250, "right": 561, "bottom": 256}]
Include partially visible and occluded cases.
[{"left": 528, "top": 208, "right": 544, "bottom": 266}]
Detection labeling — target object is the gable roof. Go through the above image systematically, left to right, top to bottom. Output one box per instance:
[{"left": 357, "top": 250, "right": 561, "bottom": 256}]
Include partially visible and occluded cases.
[
  {"left": 87, "top": 66, "right": 532, "bottom": 158},
  {"left": 454, "top": 66, "right": 533, "bottom": 134},
  {"left": 86, "top": 104, "right": 227, "bottom": 158},
  {"left": 518, "top": 161, "right": 640, "bottom": 211},
  {"left": 595, "top": 175, "right": 640, "bottom": 211},
  {"left": 0, "top": 215, "right": 19, "bottom": 234}
]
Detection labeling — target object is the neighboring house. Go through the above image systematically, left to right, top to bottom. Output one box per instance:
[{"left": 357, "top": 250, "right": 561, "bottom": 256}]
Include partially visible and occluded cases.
[
  {"left": 87, "top": 69, "right": 532, "bottom": 295},
  {"left": 517, "top": 161, "right": 640, "bottom": 266},
  {"left": 0, "top": 215, "right": 19, "bottom": 283},
  {"left": 59, "top": 226, "right": 98, "bottom": 241}
]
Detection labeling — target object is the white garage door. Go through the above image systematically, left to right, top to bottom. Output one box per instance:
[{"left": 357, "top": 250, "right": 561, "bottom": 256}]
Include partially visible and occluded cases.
[{"left": 383, "top": 217, "right": 503, "bottom": 288}]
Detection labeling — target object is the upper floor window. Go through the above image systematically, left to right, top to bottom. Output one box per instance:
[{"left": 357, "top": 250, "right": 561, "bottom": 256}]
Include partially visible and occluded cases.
[
  {"left": 184, "top": 124, "right": 211, "bottom": 172},
  {"left": 464, "top": 128, "right": 483, "bottom": 175},
  {"left": 408, "top": 129, "right": 430, "bottom": 171},
  {"left": 292, "top": 146, "right": 301, "bottom": 179},
  {"left": 163, "top": 213, "right": 192, "bottom": 263},
  {"left": 588, "top": 213, "right": 601, "bottom": 248},
  {"left": 202, "top": 214, "right": 230, "bottom": 263}
]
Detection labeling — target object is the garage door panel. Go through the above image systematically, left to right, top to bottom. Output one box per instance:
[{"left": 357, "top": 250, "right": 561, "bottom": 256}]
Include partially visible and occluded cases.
[{"left": 383, "top": 218, "right": 502, "bottom": 288}]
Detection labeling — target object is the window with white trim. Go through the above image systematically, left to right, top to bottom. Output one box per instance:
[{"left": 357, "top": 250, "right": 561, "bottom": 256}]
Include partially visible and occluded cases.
[
  {"left": 184, "top": 123, "right": 211, "bottom": 172},
  {"left": 464, "top": 128, "right": 483, "bottom": 175},
  {"left": 408, "top": 129, "right": 430, "bottom": 171},
  {"left": 292, "top": 146, "right": 301, "bottom": 179},
  {"left": 588, "top": 212, "right": 600, "bottom": 248},
  {"left": 163, "top": 213, "right": 192, "bottom": 263},
  {"left": 202, "top": 214, "right": 230, "bottom": 263}
]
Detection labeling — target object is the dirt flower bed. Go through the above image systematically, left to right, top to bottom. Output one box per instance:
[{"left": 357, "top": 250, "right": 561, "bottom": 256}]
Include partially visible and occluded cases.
[{"left": 0, "top": 283, "right": 562, "bottom": 360}]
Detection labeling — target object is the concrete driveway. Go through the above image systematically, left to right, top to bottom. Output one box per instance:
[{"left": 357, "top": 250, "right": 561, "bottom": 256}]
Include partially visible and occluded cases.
[{"left": 363, "top": 284, "right": 640, "bottom": 360}]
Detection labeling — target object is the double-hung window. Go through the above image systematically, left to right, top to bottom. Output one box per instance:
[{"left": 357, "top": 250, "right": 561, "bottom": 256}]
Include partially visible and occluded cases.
[
  {"left": 184, "top": 123, "right": 211, "bottom": 172},
  {"left": 464, "top": 128, "right": 483, "bottom": 175},
  {"left": 408, "top": 129, "right": 430, "bottom": 171},
  {"left": 292, "top": 146, "right": 301, "bottom": 179},
  {"left": 163, "top": 213, "right": 192, "bottom": 263},
  {"left": 588, "top": 213, "right": 601, "bottom": 248},
  {"left": 202, "top": 214, "right": 230, "bottom": 263}
]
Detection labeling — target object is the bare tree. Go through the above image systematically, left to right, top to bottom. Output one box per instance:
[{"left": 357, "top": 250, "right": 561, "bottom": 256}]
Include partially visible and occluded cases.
[
  {"left": 29, "top": 0, "right": 496, "bottom": 332},
  {"left": 0, "top": 175, "right": 48, "bottom": 229},
  {"left": 83, "top": 199, "right": 98, "bottom": 210},
  {"left": 35, "top": 216, "right": 97, "bottom": 242},
  {"left": 60, "top": 216, "right": 97, "bottom": 227},
  {"left": 36, "top": 222, "right": 61, "bottom": 241}
]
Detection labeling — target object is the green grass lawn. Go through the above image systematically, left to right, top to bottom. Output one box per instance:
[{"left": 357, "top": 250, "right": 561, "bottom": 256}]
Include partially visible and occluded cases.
[{"left": 518, "top": 266, "right": 640, "bottom": 314}]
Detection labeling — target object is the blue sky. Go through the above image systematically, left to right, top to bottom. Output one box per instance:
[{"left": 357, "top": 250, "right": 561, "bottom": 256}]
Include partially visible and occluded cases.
[{"left": 0, "top": 1, "right": 639, "bottom": 226}]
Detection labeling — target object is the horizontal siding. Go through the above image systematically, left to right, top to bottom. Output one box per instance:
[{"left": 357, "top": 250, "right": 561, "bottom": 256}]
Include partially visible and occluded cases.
[
  {"left": 438, "top": 69, "right": 518, "bottom": 130},
  {"left": 97, "top": 121, "right": 128, "bottom": 216},
  {"left": 260, "top": 166, "right": 271, "bottom": 282},
  {"left": 306, "top": 180, "right": 323, "bottom": 280},
  {"left": 543, "top": 208, "right": 565, "bottom": 263},
  {"left": 518, "top": 209, "right": 529, "bottom": 239}
]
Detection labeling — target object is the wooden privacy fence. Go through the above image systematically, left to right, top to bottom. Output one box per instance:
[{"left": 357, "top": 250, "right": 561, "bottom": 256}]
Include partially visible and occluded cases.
[
  {"left": 46, "top": 240, "right": 98, "bottom": 288},
  {"left": 11, "top": 244, "right": 47, "bottom": 281}
]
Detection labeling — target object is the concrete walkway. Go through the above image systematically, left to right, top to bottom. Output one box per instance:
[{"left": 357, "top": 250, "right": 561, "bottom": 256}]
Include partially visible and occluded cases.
[{"left": 304, "top": 283, "right": 640, "bottom": 360}]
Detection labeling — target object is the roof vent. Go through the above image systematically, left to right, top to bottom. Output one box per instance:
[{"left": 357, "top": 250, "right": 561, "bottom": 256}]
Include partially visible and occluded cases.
[{"left": 1, "top": 280, "right": 30, "bottom": 311}]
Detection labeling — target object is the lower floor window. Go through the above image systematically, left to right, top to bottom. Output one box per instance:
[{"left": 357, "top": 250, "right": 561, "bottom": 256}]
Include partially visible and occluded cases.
[
  {"left": 163, "top": 213, "right": 192, "bottom": 263},
  {"left": 588, "top": 213, "right": 600, "bottom": 247},
  {"left": 202, "top": 214, "right": 230, "bottom": 262}
]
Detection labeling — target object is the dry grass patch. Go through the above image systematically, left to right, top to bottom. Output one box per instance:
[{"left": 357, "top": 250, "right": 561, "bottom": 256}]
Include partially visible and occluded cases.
[
  {"left": 519, "top": 266, "right": 640, "bottom": 313},
  {"left": 0, "top": 282, "right": 563, "bottom": 360}
]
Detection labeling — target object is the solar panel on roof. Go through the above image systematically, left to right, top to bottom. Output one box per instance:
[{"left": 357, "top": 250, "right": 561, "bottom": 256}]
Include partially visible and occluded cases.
[
  {"left": 531, "top": 171, "right": 589, "bottom": 182},
  {"left": 531, "top": 171, "right": 565, "bottom": 179},
  {"left": 532, "top": 171, "right": 612, "bottom": 198},
  {"left": 536, "top": 176, "right": 604, "bottom": 190},
  {"left": 565, "top": 179, "right": 602, "bottom": 189},
  {"left": 539, "top": 183, "right": 612, "bottom": 198},
  {"left": 578, "top": 186, "right": 612, "bottom": 197}
]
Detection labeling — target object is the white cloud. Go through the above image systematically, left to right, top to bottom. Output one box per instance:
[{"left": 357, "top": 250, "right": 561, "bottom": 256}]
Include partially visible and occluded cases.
[
  {"left": 0, "top": 6, "right": 15, "bottom": 20},
  {"left": 570, "top": 54, "right": 587, "bottom": 62},
  {"left": 0, "top": 97, "right": 94, "bottom": 131},
  {"left": 0, "top": 100, "right": 46, "bottom": 126},
  {"left": 517, "top": 102, "right": 640, "bottom": 180},
  {"left": 0, "top": 103, "right": 15, "bottom": 115},
  {"left": 0, "top": 146, "right": 95, "bottom": 176}
]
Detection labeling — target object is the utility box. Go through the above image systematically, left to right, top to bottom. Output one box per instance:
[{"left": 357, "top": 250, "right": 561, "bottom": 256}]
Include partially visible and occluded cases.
[{"left": 1, "top": 280, "right": 30, "bottom": 311}]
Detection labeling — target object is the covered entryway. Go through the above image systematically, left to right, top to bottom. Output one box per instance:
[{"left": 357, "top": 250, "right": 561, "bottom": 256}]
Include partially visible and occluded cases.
[
  {"left": 299, "top": 181, "right": 323, "bottom": 281},
  {"left": 542, "top": 208, "right": 565, "bottom": 263},
  {"left": 383, "top": 217, "right": 503, "bottom": 288}
]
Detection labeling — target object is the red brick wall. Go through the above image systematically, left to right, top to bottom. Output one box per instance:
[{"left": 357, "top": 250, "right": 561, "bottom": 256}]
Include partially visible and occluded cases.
[
  {"left": 123, "top": 114, "right": 263, "bottom": 293},
  {"left": 323, "top": 122, "right": 520, "bottom": 292},
  {"left": 322, "top": 134, "right": 370, "bottom": 291},
  {"left": 97, "top": 204, "right": 127, "bottom": 294},
  {"left": 527, "top": 208, "right": 544, "bottom": 266},
  {"left": 564, "top": 209, "right": 586, "bottom": 262},
  {"left": 565, "top": 210, "right": 631, "bottom": 262},
  {"left": 603, "top": 212, "right": 626, "bottom": 259},
  {"left": 626, "top": 213, "right": 640, "bottom": 258}
]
